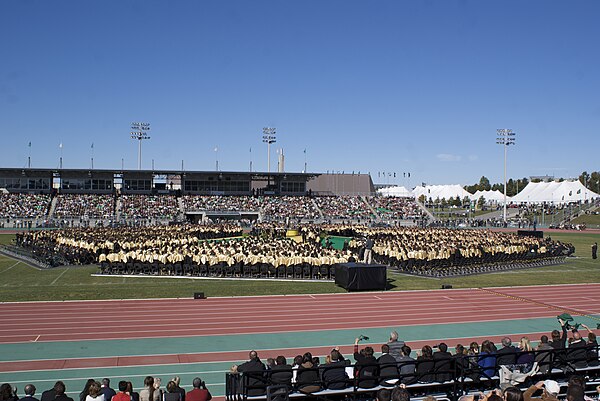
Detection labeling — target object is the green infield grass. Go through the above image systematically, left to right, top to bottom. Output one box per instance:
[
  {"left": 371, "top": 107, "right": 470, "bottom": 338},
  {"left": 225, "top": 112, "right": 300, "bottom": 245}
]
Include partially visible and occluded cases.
[{"left": 0, "top": 231, "right": 599, "bottom": 302}]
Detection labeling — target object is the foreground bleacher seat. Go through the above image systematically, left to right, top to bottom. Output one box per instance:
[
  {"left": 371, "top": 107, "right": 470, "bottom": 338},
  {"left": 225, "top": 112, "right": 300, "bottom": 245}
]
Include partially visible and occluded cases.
[{"left": 225, "top": 345, "right": 600, "bottom": 401}]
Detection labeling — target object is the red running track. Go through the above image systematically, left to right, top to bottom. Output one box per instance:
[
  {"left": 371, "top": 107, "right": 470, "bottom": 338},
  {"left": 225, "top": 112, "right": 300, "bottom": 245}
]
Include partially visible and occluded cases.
[{"left": 2, "top": 284, "right": 600, "bottom": 344}]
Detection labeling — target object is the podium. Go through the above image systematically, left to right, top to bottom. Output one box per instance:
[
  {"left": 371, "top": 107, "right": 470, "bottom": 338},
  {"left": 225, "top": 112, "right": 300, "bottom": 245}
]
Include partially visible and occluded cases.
[{"left": 335, "top": 263, "right": 387, "bottom": 291}]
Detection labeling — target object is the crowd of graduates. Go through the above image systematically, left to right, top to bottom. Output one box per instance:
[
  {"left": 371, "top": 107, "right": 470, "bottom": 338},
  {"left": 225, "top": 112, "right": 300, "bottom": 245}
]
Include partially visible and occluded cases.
[
  {"left": 11, "top": 221, "right": 573, "bottom": 277},
  {"left": 345, "top": 227, "right": 575, "bottom": 276}
]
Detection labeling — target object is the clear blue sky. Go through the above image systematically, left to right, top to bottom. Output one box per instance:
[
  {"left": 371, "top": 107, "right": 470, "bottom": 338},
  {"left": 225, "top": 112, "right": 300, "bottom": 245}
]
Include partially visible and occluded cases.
[{"left": 1, "top": 0, "right": 598, "bottom": 186}]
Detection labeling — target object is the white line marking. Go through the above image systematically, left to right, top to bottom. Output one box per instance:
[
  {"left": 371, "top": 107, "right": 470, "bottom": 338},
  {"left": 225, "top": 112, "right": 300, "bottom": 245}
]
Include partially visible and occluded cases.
[
  {"left": 0, "top": 261, "right": 20, "bottom": 274},
  {"left": 50, "top": 269, "right": 69, "bottom": 285},
  {"left": 309, "top": 295, "right": 316, "bottom": 299},
  {"left": 374, "top": 296, "right": 382, "bottom": 300},
  {"left": 443, "top": 296, "right": 454, "bottom": 301},
  {"left": 29, "top": 334, "right": 40, "bottom": 342}
]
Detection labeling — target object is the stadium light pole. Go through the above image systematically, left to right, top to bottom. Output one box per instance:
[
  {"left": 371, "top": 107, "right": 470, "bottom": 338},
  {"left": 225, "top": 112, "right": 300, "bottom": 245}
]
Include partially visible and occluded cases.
[
  {"left": 131, "top": 122, "right": 151, "bottom": 170},
  {"left": 262, "top": 127, "right": 276, "bottom": 173},
  {"left": 496, "top": 129, "right": 516, "bottom": 223}
]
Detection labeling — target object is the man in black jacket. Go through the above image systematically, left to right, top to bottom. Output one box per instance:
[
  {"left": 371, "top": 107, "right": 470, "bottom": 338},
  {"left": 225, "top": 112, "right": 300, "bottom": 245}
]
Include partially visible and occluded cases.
[
  {"left": 496, "top": 337, "right": 519, "bottom": 366},
  {"left": 433, "top": 343, "right": 454, "bottom": 382},
  {"left": 378, "top": 344, "right": 399, "bottom": 386},
  {"left": 322, "top": 349, "right": 349, "bottom": 390},
  {"left": 237, "top": 350, "right": 266, "bottom": 396},
  {"left": 270, "top": 356, "right": 293, "bottom": 387},
  {"left": 41, "top": 382, "right": 63, "bottom": 401},
  {"left": 53, "top": 382, "right": 74, "bottom": 401},
  {"left": 18, "top": 385, "right": 39, "bottom": 401}
]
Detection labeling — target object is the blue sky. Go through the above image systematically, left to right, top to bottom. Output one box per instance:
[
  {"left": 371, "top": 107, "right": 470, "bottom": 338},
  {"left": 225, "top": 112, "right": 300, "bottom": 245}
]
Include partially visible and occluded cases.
[{"left": 1, "top": 1, "right": 598, "bottom": 186}]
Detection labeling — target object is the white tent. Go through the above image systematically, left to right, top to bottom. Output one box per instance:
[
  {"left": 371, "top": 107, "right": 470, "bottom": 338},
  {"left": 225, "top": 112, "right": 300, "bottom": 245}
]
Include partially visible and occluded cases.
[
  {"left": 511, "top": 180, "right": 600, "bottom": 204},
  {"left": 412, "top": 184, "right": 472, "bottom": 201},
  {"left": 377, "top": 186, "right": 413, "bottom": 197},
  {"left": 470, "top": 190, "right": 510, "bottom": 204}
]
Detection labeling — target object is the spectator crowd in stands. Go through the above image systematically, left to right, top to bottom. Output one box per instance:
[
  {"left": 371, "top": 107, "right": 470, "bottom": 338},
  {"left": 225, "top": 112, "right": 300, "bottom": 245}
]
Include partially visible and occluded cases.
[
  {"left": 0, "top": 193, "right": 50, "bottom": 219},
  {"left": 53, "top": 194, "right": 115, "bottom": 219},
  {"left": 119, "top": 195, "right": 179, "bottom": 220},
  {"left": 181, "top": 195, "right": 261, "bottom": 212},
  {"left": 226, "top": 319, "right": 600, "bottom": 401}
]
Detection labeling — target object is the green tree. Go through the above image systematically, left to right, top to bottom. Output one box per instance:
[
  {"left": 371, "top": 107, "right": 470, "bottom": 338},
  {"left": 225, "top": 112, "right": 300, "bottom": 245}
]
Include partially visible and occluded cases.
[
  {"left": 579, "top": 171, "right": 591, "bottom": 187},
  {"left": 478, "top": 176, "right": 491, "bottom": 191},
  {"left": 477, "top": 196, "right": 485, "bottom": 210}
]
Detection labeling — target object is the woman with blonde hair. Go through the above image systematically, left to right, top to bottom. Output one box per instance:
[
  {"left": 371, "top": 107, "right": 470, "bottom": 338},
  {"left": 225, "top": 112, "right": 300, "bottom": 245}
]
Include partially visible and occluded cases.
[{"left": 517, "top": 337, "right": 534, "bottom": 370}]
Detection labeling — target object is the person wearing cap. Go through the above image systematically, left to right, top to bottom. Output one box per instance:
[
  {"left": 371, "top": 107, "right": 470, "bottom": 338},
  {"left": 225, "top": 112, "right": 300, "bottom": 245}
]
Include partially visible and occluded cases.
[{"left": 524, "top": 380, "right": 560, "bottom": 401}]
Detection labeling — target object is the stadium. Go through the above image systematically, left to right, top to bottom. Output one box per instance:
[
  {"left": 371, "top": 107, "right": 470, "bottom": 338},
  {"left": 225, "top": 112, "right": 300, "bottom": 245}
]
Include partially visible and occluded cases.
[
  {"left": 2, "top": 2, "right": 600, "bottom": 401},
  {"left": 1, "top": 162, "right": 600, "bottom": 401}
]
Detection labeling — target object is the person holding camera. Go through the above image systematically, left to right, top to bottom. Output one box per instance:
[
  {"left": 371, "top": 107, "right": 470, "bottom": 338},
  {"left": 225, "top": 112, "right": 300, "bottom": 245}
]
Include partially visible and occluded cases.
[
  {"left": 185, "top": 378, "right": 211, "bottom": 401},
  {"left": 523, "top": 380, "right": 560, "bottom": 401}
]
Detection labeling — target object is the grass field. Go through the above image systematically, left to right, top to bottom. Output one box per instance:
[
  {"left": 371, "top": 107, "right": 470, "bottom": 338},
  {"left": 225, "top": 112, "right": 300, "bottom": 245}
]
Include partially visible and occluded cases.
[{"left": 0, "top": 231, "right": 599, "bottom": 302}]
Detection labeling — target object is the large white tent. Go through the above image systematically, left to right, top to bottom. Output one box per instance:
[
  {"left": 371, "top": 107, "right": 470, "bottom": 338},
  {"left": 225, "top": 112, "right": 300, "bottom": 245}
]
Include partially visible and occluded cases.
[
  {"left": 511, "top": 180, "right": 600, "bottom": 204},
  {"left": 412, "top": 184, "right": 472, "bottom": 201},
  {"left": 377, "top": 186, "right": 413, "bottom": 197},
  {"left": 470, "top": 190, "right": 510, "bottom": 204}
]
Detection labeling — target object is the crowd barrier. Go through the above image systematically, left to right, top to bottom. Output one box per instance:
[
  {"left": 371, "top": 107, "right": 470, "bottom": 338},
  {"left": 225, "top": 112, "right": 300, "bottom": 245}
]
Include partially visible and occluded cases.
[{"left": 225, "top": 346, "right": 600, "bottom": 401}]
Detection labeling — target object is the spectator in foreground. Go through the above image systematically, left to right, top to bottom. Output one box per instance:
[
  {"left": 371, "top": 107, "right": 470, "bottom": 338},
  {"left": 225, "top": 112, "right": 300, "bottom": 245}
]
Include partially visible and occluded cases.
[
  {"left": 387, "top": 330, "right": 405, "bottom": 362},
  {"left": 353, "top": 338, "right": 378, "bottom": 388},
  {"left": 479, "top": 340, "right": 497, "bottom": 379},
  {"left": 378, "top": 344, "right": 399, "bottom": 386},
  {"left": 416, "top": 345, "right": 435, "bottom": 383},
  {"left": 322, "top": 349, "right": 349, "bottom": 390},
  {"left": 237, "top": 350, "right": 266, "bottom": 396},
  {"left": 296, "top": 352, "right": 321, "bottom": 394},
  {"left": 270, "top": 356, "right": 293, "bottom": 387},
  {"left": 139, "top": 377, "right": 159, "bottom": 401},
  {"left": 169, "top": 378, "right": 185, "bottom": 401},
  {"left": 185, "top": 378, "right": 211, "bottom": 401},
  {"left": 101, "top": 379, "right": 115, "bottom": 401},
  {"left": 79, "top": 380, "right": 96, "bottom": 401},
  {"left": 524, "top": 380, "right": 560, "bottom": 401},
  {"left": 41, "top": 382, "right": 64, "bottom": 401},
  {"left": 54, "top": 382, "right": 74, "bottom": 401},
  {"left": 85, "top": 382, "right": 105, "bottom": 401},
  {"left": 111, "top": 382, "right": 129, "bottom": 401},
  {"left": 125, "top": 382, "right": 139, "bottom": 401},
  {"left": 161, "top": 382, "right": 180, "bottom": 401},
  {"left": 0, "top": 384, "right": 17, "bottom": 401},
  {"left": 18, "top": 385, "right": 39, "bottom": 401},
  {"left": 391, "top": 386, "right": 410, "bottom": 401},
  {"left": 503, "top": 386, "right": 524, "bottom": 401},
  {"left": 376, "top": 388, "right": 391, "bottom": 401}
]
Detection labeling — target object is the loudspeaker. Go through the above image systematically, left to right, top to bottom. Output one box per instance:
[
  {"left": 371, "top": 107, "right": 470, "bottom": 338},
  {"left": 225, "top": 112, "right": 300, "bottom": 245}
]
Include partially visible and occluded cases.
[
  {"left": 441, "top": 284, "right": 453, "bottom": 289},
  {"left": 193, "top": 292, "right": 206, "bottom": 299}
]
